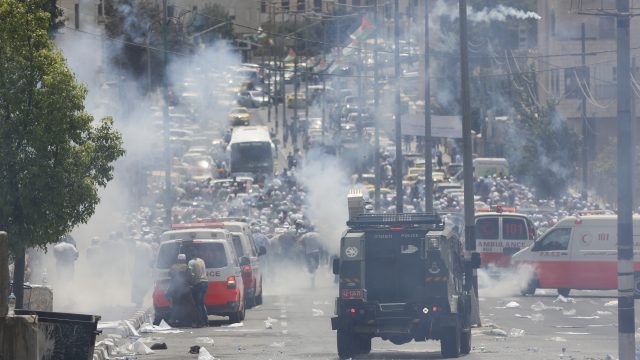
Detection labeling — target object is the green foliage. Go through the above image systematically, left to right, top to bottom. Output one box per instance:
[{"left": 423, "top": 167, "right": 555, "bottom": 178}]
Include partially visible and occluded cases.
[
  {"left": 0, "top": 0, "right": 125, "bottom": 252},
  {"left": 41, "top": 0, "right": 65, "bottom": 36},
  {"left": 104, "top": 0, "right": 186, "bottom": 87},
  {"left": 188, "top": 3, "right": 234, "bottom": 44},
  {"left": 506, "top": 67, "right": 580, "bottom": 197},
  {"left": 592, "top": 138, "right": 640, "bottom": 203}
]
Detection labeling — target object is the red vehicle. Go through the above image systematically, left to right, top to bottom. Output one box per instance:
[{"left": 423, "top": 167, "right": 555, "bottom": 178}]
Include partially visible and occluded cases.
[
  {"left": 170, "top": 221, "right": 267, "bottom": 309},
  {"left": 153, "top": 229, "right": 245, "bottom": 325}
]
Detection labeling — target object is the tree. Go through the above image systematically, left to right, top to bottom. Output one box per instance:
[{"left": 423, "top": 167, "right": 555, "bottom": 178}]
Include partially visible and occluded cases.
[
  {"left": 0, "top": 0, "right": 125, "bottom": 307},
  {"left": 188, "top": 3, "right": 234, "bottom": 45},
  {"left": 506, "top": 66, "right": 580, "bottom": 197},
  {"left": 592, "top": 139, "right": 640, "bottom": 206}
]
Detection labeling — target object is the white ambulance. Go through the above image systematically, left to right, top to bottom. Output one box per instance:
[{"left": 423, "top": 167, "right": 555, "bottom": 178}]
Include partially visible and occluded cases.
[
  {"left": 475, "top": 206, "right": 537, "bottom": 267},
  {"left": 512, "top": 214, "right": 640, "bottom": 297}
]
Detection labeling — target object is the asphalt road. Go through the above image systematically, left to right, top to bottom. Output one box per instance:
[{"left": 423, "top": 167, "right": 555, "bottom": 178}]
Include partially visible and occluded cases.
[{"left": 135, "top": 266, "right": 629, "bottom": 360}]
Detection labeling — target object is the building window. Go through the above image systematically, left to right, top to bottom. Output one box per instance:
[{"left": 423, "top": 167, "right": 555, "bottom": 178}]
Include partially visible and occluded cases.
[
  {"left": 261, "top": 0, "right": 267, "bottom": 13},
  {"left": 282, "top": 0, "right": 290, "bottom": 11},
  {"left": 297, "top": 0, "right": 305, "bottom": 11},
  {"left": 313, "top": 0, "right": 321, "bottom": 11},
  {"left": 353, "top": 0, "right": 361, "bottom": 6},
  {"left": 550, "top": 10, "right": 556, "bottom": 36},
  {"left": 598, "top": 17, "right": 615, "bottom": 39},
  {"left": 612, "top": 66, "right": 617, "bottom": 82},
  {"left": 564, "top": 67, "right": 589, "bottom": 99},
  {"left": 550, "top": 69, "right": 560, "bottom": 95}
]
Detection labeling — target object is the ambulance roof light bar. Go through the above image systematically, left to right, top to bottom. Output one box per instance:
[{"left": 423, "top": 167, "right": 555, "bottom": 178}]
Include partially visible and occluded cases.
[
  {"left": 476, "top": 205, "right": 517, "bottom": 214},
  {"left": 171, "top": 222, "right": 224, "bottom": 230}
]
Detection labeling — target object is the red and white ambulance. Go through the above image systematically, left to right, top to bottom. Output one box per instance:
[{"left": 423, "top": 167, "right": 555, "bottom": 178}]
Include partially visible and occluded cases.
[
  {"left": 475, "top": 206, "right": 537, "bottom": 267},
  {"left": 512, "top": 214, "right": 640, "bottom": 296},
  {"left": 152, "top": 226, "right": 246, "bottom": 325}
]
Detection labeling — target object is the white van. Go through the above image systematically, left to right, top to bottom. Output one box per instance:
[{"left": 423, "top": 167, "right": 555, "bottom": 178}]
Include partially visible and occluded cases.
[
  {"left": 512, "top": 214, "right": 639, "bottom": 296},
  {"left": 222, "top": 221, "right": 266, "bottom": 308}
]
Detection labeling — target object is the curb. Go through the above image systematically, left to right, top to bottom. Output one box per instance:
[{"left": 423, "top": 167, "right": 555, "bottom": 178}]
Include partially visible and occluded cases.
[{"left": 92, "top": 307, "right": 153, "bottom": 360}]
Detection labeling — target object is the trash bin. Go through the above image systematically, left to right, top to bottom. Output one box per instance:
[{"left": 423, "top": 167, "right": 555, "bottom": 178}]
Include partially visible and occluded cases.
[{"left": 15, "top": 309, "right": 101, "bottom": 360}]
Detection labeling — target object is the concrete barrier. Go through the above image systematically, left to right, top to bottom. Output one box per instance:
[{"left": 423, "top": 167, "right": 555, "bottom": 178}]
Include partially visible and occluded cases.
[
  {"left": 92, "top": 306, "right": 153, "bottom": 360},
  {"left": 0, "top": 315, "right": 39, "bottom": 360}
]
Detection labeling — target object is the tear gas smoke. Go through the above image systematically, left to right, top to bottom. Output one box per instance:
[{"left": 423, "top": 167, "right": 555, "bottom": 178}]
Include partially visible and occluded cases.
[
  {"left": 431, "top": 1, "right": 542, "bottom": 24},
  {"left": 36, "top": 8, "right": 244, "bottom": 315},
  {"left": 296, "top": 149, "right": 351, "bottom": 255},
  {"left": 477, "top": 263, "right": 534, "bottom": 298}
]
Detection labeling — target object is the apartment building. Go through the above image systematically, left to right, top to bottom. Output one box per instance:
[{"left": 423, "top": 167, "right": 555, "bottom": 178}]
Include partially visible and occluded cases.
[{"left": 537, "top": 0, "right": 640, "bottom": 153}]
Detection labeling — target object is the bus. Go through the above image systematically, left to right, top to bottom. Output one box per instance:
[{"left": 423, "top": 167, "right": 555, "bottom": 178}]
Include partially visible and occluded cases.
[{"left": 227, "top": 126, "right": 275, "bottom": 176}]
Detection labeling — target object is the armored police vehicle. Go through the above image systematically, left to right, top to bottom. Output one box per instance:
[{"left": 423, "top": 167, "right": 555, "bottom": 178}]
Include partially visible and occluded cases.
[{"left": 331, "top": 191, "right": 478, "bottom": 359}]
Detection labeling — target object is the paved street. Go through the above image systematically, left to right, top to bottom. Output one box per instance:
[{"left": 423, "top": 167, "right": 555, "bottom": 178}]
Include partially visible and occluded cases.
[{"left": 136, "top": 267, "right": 626, "bottom": 360}]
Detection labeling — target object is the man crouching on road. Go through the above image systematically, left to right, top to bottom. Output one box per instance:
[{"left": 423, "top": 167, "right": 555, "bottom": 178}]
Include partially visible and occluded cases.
[{"left": 189, "top": 255, "right": 208, "bottom": 327}]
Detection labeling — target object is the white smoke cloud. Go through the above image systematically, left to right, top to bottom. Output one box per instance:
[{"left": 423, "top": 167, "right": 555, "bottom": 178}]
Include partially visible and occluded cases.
[
  {"left": 431, "top": 1, "right": 542, "bottom": 24},
  {"left": 470, "top": 4, "right": 542, "bottom": 23},
  {"left": 41, "top": 5, "right": 244, "bottom": 314},
  {"left": 296, "top": 149, "right": 351, "bottom": 255},
  {"left": 478, "top": 263, "right": 535, "bottom": 298}
]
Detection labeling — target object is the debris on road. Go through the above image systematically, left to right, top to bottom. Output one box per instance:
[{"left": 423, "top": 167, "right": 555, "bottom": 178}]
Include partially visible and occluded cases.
[
  {"left": 554, "top": 295, "right": 576, "bottom": 304},
  {"left": 604, "top": 300, "right": 617, "bottom": 307},
  {"left": 505, "top": 301, "right": 520, "bottom": 308},
  {"left": 531, "top": 301, "right": 563, "bottom": 312},
  {"left": 312, "top": 308, "right": 324, "bottom": 317},
  {"left": 562, "top": 309, "right": 576, "bottom": 316},
  {"left": 530, "top": 313, "right": 544, "bottom": 321},
  {"left": 139, "top": 320, "right": 183, "bottom": 334},
  {"left": 225, "top": 322, "right": 244, "bottom": 328},
  {"left": 484, "top": 328, "right": 508, "bottom": 337},
  {"left": 509, "top": 328, "right": 525, "bottom": 337},
  {"left": 547, "top": 336, "right": 568, "bottom": 342},
  {"left": 195, "top": 337, "right": 215, "bottom": 345},
  {"left": 133, "top": 339, "right": 154, "bottom": 355},
  {"left": 149, "top": 342, "right": 168, "bottom": 350},
  {"left": 198, "top": 347, "right": 216, "bottom": 360}
]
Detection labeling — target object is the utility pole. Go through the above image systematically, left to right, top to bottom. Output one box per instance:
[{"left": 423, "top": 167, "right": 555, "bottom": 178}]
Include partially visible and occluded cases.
[
  {"left": 162, "top": 0, "right": 172, "bottom": 228},
  {"left": 373, "top": 0, "right": 381, "bottom": 211},
  {"left": 393, "top": 0, "right": 403, "bottom": 213},
  {"left": 423, "top": 0, "right": 433, "bottom": 212},
  {"left": 459, "top": 0, "right": 480, "bottom": 327},
  {"left": 573, "top": 1, "right": 637, "bottom": 354},
  {"left": 616, "top": 1, "right": 635, "bottom": 358},
  {"left": 267, "top": 4, "right": 273, "bottom": 125},
  {"left": 282, "top": 10, "right": 287, "bottom": 146},
  {"left": 293, "top": 12, "right": 299, "bottom": 149},
  {"left": 321, "top": 17, "right": 327, "bottom": 145},
  {"left": 577, "top": 22, "right": 597, "bottom": 199},
  {"left": 304, "top": 35, "right": 309, "bottom": 134}
]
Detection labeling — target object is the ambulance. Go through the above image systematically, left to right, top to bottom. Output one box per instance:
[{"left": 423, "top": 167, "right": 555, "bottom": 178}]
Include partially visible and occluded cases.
[
  {"left": 475, "top": 206, "right": 537, "bottom": 267},
  {"left": 512, "top": 214, "right": 640, "bottom": 297},
  {"left": 152, "top": 225, "right": 246, "bottom": 325}
]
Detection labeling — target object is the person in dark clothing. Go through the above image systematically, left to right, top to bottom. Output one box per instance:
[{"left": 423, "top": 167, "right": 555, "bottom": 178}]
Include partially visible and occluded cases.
[
  {"left": 436, "top": 150, "right": 443, "bottom": 170},
  {"left": 166, "top": 254, "right": 196, "bottom": 327}
]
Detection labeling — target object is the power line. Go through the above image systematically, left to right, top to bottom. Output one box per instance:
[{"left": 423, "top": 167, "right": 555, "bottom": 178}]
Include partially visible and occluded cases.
[{"left": 60, "top": 22, "right": 622, "bottom": 83}]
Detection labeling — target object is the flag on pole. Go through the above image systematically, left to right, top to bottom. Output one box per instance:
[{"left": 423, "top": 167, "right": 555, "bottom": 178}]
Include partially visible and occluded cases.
[
  {"left": 349, "top": 17, "right": 375, "bottom": 43},
  {"left": 341, "top": 39, "right": 357, "bottom": 57},
  {"left": 284, "top": 48, "right": 296, "bottom": 63}
]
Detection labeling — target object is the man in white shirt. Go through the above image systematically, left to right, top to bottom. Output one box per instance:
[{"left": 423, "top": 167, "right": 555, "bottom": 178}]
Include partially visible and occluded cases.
[{"left": 188, "top": 256, "right": 208, "bottom": 327}]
